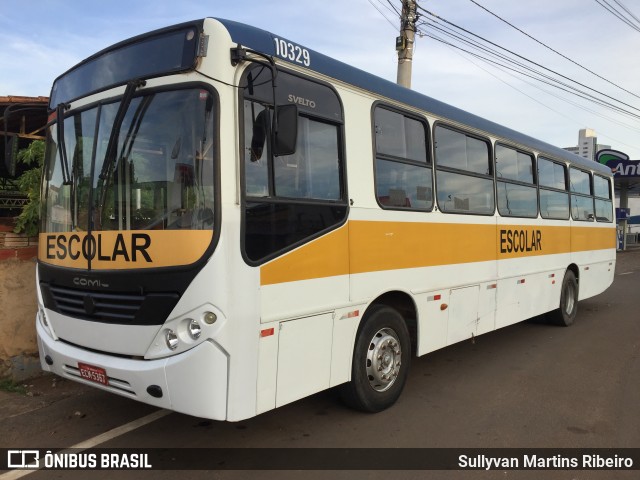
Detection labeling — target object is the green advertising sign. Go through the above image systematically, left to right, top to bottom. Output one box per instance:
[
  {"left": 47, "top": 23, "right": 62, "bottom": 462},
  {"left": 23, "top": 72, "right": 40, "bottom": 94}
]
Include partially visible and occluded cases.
[{"left": 597, "top": 149, "right": 640, "bottom": 177}]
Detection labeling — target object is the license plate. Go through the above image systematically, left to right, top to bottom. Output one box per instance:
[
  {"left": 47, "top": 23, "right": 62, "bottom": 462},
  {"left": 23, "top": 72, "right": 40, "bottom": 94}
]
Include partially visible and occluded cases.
[{"left": 78, "top": 362, "right": 109, "bottom": 386}]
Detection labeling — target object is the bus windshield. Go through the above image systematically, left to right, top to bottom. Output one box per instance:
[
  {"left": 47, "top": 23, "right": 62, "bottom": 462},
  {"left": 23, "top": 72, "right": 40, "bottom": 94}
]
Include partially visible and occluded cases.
[{"left": 41, "top": 87, "right": 216, "bottom": 268}]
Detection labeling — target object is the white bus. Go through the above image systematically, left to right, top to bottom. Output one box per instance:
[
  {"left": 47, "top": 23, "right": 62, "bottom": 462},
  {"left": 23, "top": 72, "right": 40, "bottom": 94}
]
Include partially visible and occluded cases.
[{"left": 36, "top": 18, "right": 616, "bottom": 421}]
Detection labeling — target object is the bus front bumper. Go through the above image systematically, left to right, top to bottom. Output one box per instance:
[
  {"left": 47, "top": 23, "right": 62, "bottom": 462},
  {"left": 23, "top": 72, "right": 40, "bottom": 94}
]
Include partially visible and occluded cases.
[{"left": 36, "top": 320, "right": 229, "bottom": 420}]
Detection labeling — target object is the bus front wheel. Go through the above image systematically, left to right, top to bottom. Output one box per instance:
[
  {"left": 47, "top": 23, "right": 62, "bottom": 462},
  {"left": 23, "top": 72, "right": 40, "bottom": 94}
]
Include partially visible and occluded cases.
[
  {"left": 550, "top": 270, "right": 579, "bottom": 327},
  {"left": 340, "top": 305, "right": 411, "bottom": 413}
]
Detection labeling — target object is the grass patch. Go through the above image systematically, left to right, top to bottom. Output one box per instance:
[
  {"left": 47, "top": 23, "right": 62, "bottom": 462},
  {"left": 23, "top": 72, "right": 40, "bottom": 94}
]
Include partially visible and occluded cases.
[{"left": 0, "top": 379, "right": 28, "bottom": 395}]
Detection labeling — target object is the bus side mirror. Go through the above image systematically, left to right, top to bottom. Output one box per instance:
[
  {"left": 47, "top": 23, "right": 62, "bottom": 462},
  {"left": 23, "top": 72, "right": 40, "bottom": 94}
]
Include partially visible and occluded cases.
[
  {"left": 273, "top": 104, "right": 298, "bottom": 157},
  {"left": 250, "top": 110, "right": 269, "bottom": 161}
]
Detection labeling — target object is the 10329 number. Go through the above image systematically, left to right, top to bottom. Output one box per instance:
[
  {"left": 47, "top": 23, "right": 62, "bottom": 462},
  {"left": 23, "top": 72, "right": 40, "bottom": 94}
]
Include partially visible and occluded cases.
[{"left": 273, "top": 37, "right": 311, "bottom": 67}]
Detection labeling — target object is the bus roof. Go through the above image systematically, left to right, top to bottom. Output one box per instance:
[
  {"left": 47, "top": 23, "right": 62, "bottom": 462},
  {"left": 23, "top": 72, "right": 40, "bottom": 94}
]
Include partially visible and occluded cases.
[{"left": 214, "top": 18, "right": 611, "bottom": 176}]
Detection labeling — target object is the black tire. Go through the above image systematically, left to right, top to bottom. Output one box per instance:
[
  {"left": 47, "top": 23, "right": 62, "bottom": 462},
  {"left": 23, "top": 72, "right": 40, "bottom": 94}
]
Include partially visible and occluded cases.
[
  {"left": 549, "top": 270, "right": 579, "bottom": 327},
  {"left": 340, "top": 305, "right": 411, "bottom": 413}
]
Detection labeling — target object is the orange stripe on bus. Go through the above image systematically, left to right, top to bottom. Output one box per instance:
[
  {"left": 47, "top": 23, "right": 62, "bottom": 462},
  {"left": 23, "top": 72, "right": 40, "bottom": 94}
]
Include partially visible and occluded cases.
[
  {"left": 260, "top": 221, "right": 615, "bottom": 286},
  {"left": 349, "top": 221, "right": 495, "bottom": 274},
  {"left": 259, "top": 224, "right": 350, "bottom": 286},
  {"left": 571, "top": 225, "right": 616, "bottom": 252}
]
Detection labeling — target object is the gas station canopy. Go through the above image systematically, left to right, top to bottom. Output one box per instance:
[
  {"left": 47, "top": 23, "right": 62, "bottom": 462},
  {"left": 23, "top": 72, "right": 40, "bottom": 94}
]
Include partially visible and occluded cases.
[{"left": 597, "top": 150, "right": 640, "bottom": 250}]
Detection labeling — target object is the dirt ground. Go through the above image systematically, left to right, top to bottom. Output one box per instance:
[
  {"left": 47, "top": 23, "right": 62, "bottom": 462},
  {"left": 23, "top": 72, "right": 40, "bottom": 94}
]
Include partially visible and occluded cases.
[
  {"left": 0, "top": 256, "right": 39, "bottom": 379},
  {"left": 0, "top": 373, "right": 89, "bottom": 422}
]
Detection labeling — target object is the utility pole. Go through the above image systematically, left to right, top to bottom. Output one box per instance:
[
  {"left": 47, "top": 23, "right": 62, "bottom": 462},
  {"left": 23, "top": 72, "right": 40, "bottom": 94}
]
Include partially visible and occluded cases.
[{"left": 396, "top": 0, "right": 417, "bottom": 88}]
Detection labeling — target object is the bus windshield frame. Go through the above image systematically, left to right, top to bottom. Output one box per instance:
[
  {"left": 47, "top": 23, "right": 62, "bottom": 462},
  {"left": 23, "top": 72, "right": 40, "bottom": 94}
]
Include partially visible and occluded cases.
[
  {"left": 49, "top": 22, "right": 204, "bottom": 108},
  {"left": 41, "top": 85, "right": 217, "bottom": 271}
]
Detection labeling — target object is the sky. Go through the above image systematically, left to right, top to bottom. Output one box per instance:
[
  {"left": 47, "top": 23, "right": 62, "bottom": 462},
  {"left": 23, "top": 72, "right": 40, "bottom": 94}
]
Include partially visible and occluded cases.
[{"left": 1, "top": 0, "right": 639, "bottom": 159}]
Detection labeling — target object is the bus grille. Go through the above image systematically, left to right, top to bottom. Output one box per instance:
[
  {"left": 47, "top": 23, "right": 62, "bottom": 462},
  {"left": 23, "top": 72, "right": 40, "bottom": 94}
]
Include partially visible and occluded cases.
[
  {"left": 40, "top": 283, "right": 179, "bottom": 325},
  {"left": 49, "top": 285, "right": 143, "bottom": 322}
]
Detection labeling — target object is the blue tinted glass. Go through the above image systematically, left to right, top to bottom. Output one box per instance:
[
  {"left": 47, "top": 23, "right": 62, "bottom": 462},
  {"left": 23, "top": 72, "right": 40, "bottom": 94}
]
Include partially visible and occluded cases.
[
  {"left": 51, "top": 26, "right": 200, "bottom": 106},
  {"left": 375, "top": 108, "right": 427, "bottom": 163},
  {"left": 435, "top": 126, "right": 489, "bottom": 175},
  {"left": 496, "top": 145, "right": 533, "bottom": 183},
  {"left": 538, "top": 158, "right": 566, "bottom": 190},
  {"left": 376, "top": 159, "right": 432, "bottom": 209},
  {"left": 570, "top": 168, "right": 591, "bottom": 194},
  {"left": 436, "top": 170, "right": 494, "bottom": 214},
  {"left": 593, "top": 175, "right": 611, "bottom": 199},
  {"left": 497, "top": 182, "right": 537, "bottom": 217},
  {"left": 540, "top": 189, "right": 569, "bottom": 219},
  {"left": 571, "top": 194, "right": 594, "bottom": 221},
  {"left": 595, "top": 199, "right": 613, "bottom": 222}
]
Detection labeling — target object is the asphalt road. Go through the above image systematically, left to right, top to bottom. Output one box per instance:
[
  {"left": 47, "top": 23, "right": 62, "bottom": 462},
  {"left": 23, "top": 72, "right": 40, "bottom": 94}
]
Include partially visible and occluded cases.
[{"left": 2, "top": 249, "right": 639, "bottom": 480}]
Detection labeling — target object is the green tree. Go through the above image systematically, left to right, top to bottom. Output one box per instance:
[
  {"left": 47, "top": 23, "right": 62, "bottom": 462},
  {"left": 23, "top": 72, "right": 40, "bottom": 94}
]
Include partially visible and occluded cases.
[{"left": 14, "top": 140, "right": 44, "bottom": 237}]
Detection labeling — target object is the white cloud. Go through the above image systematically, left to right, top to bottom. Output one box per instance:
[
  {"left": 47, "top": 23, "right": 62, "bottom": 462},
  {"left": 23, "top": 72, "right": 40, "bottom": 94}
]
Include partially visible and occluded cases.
[{"left": 0, "top": 35, "right": 81, "bottom": 95}]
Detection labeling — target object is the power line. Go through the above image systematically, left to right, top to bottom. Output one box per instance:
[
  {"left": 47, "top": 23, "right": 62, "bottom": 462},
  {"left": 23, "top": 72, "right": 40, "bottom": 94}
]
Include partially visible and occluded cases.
[
  {"left": 367, "top": 0, "right": 640, "bottom": 147},
  {"left": 368, "top": 0, "right": 399, "bottom": 30},
  {"left": 384, "top": 0, "right": 402, "bottom": 18},
  {"left": 468, "top": 0, "right": 640, "bottom": 100},
  {"left": 595, "top": 0, "right": 640, "bottom": 33},
  {"left": 596, "top": 0, "right": 640, "bottom": 32},
  {"left": 612, "top": 0, "right": 640, "bottom": 25},
  {"left": 416, "top": 4, "right": 640, "bottom": 115},
  {"left": 418, "top": 14, "right": 640, "bottom": 119},
  {"left": 422, "top": 16, "right": 624, "bottom": 110},
  {"left": 422, "top": 19, "right": 537, "bottom": 75},
  {"left": 430, "top": 29, "right": 640, "bottom": 137},
  {"left": 423, "top": 31, "right": 640, "bottom": 121},
  {"left": 447, "top": 40, "right": 640, "bottom": 148}
]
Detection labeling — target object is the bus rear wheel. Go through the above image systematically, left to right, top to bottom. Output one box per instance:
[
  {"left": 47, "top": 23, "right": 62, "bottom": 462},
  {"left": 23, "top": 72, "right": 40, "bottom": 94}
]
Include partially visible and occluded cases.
[
  {"left": 550, "top": 270, "right": 579, "bottom": 327},
  {"left": 340, "top": 305, "right": 410, "bottom": 413}
]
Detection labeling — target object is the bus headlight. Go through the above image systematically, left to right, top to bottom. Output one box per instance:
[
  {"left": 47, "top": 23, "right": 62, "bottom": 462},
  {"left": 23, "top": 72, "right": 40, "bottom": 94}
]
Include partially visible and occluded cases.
[
  {"left": 145, "top": 305, "right": 225, "bottom": 360},
  {"left": 38, "top": 306, "right": 54, "bottom": 339},
  {"left": 39, "top": 307, "right": 48, "bottom": 327},
  {"left": 203, "top": 311, "right": 217, "bottom": 325},
  {"left": 188, "top": 319, "right": 202, "bottom": 339},
  {"left": 165, "top": 329, "right": 179, "bottom": 350}
]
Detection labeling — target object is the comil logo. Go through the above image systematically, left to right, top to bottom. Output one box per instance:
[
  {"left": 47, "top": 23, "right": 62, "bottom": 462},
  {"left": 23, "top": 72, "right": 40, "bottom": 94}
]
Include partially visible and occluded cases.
[
  {"left": 73, "top": 277, "right": 110, "bottom": 288},
  {"left": 7, "top": 450, "right": 40, "bottom": 469}
]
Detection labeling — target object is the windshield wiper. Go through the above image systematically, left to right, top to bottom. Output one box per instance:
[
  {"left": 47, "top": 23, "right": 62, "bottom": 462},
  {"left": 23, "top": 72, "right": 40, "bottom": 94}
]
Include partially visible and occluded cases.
[
  {"left": 95, "top": 79, "right": 146, "bottom": 231},
  {"left": 98, "top": 79, "right": 146, "bottom": 181},
  {"left": 56, "top": 103, "right": 72, "bottom": 185}
]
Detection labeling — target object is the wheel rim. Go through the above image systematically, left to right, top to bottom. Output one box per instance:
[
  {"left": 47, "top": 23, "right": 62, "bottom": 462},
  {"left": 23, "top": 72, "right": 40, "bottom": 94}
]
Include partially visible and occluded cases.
[
  {"left": 563, "top": 281, "right": 576, "bottom": 315},
  {"left": 365, "top": 327, "right": 402, "bottom": 392}
]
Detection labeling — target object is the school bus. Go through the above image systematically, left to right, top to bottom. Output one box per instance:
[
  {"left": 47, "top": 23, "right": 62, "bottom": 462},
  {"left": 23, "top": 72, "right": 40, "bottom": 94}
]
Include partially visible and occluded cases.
[{"left": 36, "top": 18, "right": 616, "bottom": 420}]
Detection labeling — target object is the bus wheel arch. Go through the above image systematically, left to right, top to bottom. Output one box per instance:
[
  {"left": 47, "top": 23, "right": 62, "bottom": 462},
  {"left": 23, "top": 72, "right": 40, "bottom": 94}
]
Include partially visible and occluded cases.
[
  {"left": 567, "top": 263, "right": 580, "bottom": 286},
  {"left": 550, "top": 266, "right": 579, "bottom": 327},
  {"left": 340, "top": 291, "right": 415, "bottom": 412},
  {"left": 367, "top": 291, "right": 418, "bottom": 353}
]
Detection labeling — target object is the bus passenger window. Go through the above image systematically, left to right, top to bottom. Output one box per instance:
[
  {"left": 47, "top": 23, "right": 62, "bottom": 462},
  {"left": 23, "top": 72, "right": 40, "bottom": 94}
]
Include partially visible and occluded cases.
[
  {"left": 373, "top": 106, "right": 432, "bottom": 210},
  {"left": 434, "top": 125, "right": 493, "bottom": 214},
  {"left": 495, "top": 145, "right": 537, "bottom": 218},
  {"left": 538, "top": 157, "right": 569, "bottom": 220},
  {"left": 538, "top": 157, "right": 566, "bottom": 190},
  {"left": 570, "top": 167, "right": 594, "bottom": 221},
  {"left": 594, "top": 174, "right": 613, "bottom": 222}
]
